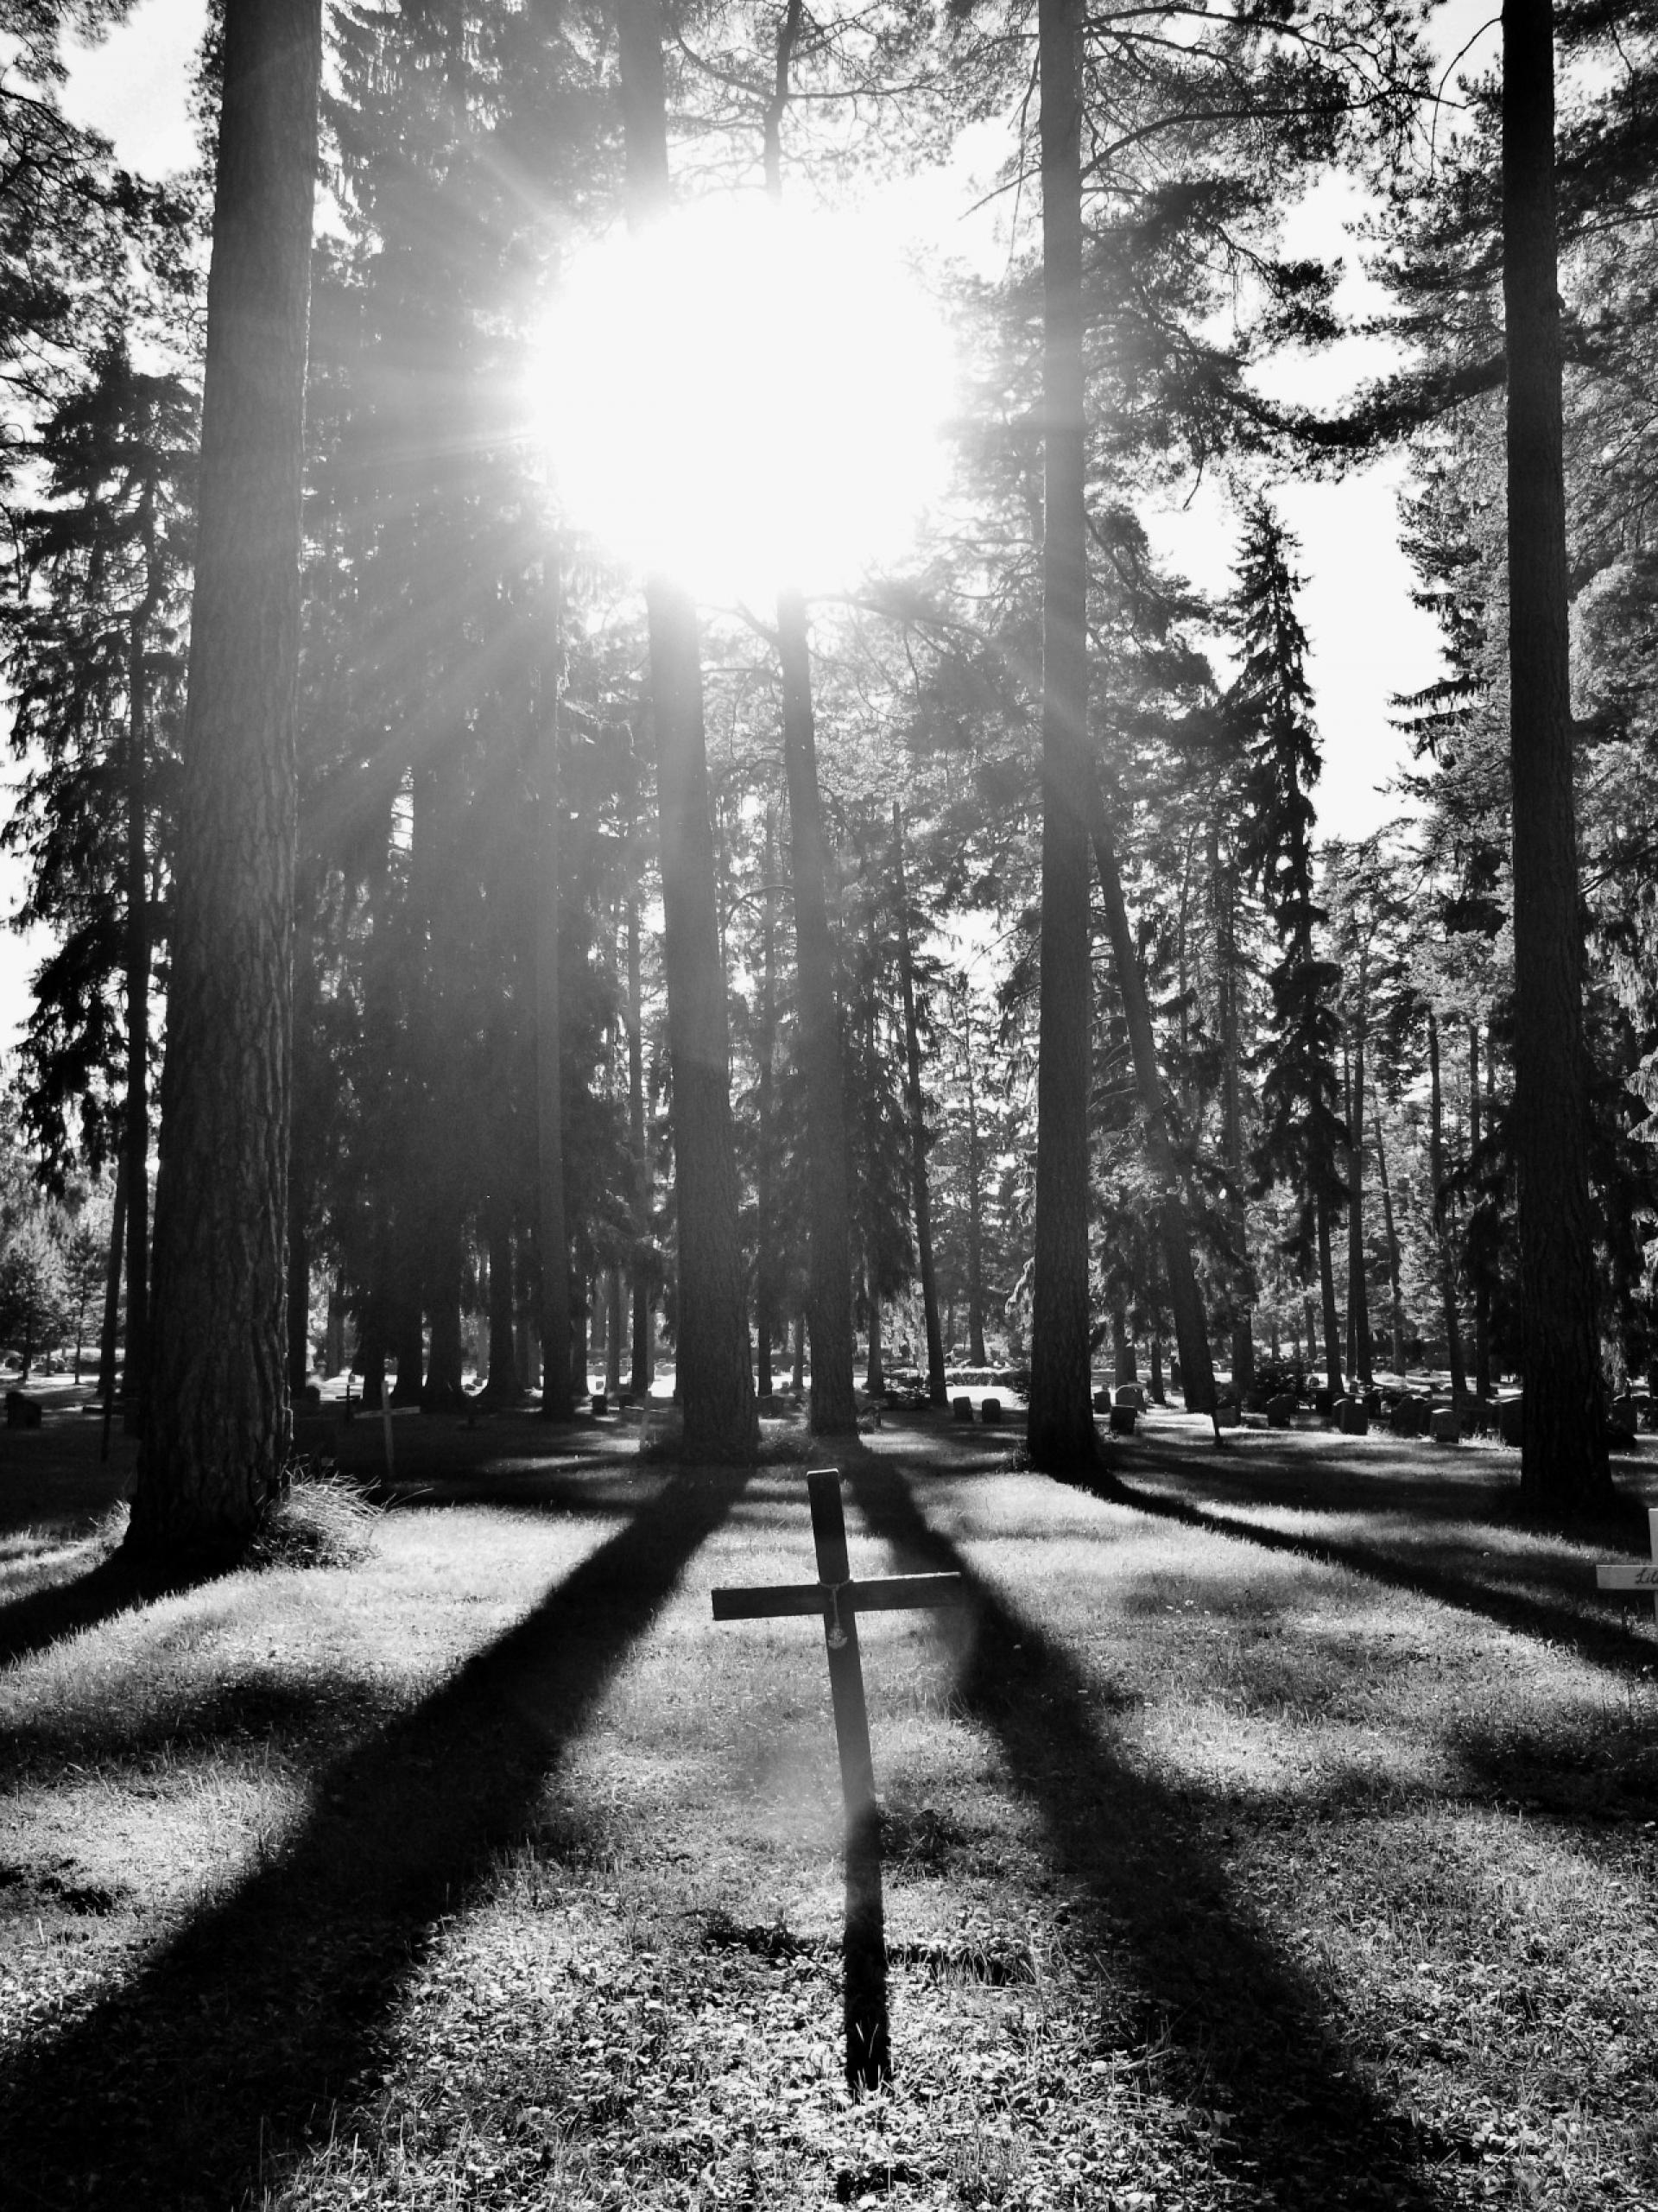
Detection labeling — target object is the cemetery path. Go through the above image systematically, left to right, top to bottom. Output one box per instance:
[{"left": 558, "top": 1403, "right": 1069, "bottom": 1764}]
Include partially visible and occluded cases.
[{"left": 0, "top": 1465, "right": 748, "bottom": 2212}]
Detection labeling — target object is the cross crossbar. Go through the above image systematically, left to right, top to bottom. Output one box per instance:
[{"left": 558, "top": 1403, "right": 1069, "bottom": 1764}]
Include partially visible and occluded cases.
[{"left": 710, "top": 1571, "right": 963, "bottom": 1622}]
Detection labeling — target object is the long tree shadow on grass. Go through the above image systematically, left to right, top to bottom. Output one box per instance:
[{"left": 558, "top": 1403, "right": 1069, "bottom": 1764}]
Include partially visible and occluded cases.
[
  {"left": 1104, "top": 1438, "right": 1658, "bottom": 1682},
  {"left": 844, "top": 1454, "right": 1446, "bottom": 2212},
  {"left": 0, "top": 1466, "right": 745, "bottom": 2211},
  {"left": 0, "top": 1545, "right": 224, "bottom": 1670}
]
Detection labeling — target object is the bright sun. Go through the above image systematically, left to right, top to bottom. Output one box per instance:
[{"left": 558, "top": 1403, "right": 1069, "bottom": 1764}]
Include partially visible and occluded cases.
[{"left": 536, "top": 198, "right": 956, "bottom": 602}]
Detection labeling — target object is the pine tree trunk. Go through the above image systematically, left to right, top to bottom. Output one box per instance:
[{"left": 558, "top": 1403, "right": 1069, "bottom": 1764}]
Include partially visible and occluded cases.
[
  {"left": 127, "top": 0, "right": 321, "bottom": 1565},
  {"left": 616, "top": 0, "right": 755, "bottom": 1459},
  {"left": 1027, "top": 0, "right": 1098, "bottom": 1473},
  {"left": 1503, "top": 0, "right": 1609, "bottom": 1511},
  {"left": 120, "top": 493, "right": 160, "bottom": 1438},
  {"left": 537, "top": 555, "right": 574, "bottom": 1420},
  {"left": 779, "top": 598, "right": 857, "bottom": 1430},
  {"left": 1085, "top": 780, "right": 1217, "bottom": 1419},
  {"left": 891, "top": 805, "right": 946, "bottom": 1408},
  {"left": 755, "top": 808, "right": 779, "bottom": 1401},
  {"left": 1216, "top": 833, "right": 1255, "bottom": 1396},
  {"left": 625, "top": 871, "right": 653, "bottom": 1393},
  {"left": 1347, "top": 988, "right": 1373, "bottom": 1386},
  {"left": 963, "top": 1004, "right": 988, "bottom": 1366},
  {"left": 1427, "top": 1006, "right": 1468, "bottom": 1398},
  {"left": 1471, "top": 1021, "right": 1493, "bottom": 1398},
  {"left": 1373, "top": 1106, "right": 1407, "bottom": 1377},
  {"left": 97, "top": 1150, "right": 127, "bottom": 1412},
  {"left": 286, "top": 1182, "right": 309, "bottom": 1397},
  {"left": 484, "top": 1190, "right": 522, "bottom": 1403},
  {"left": 1317, "top": 1199, "right": 1344, "bottom": 1397},
  {"left": 423, "top": 1216, "right": 465, "bottom": 1410},
  {"left": 866, "top": 1260, "right": 884, "bottom": 1394},
  {"left": 605, "top": 1268, "right": 623, "bottom": 1395},
  {"left": 792, "top": 1310, "right": 806, "bottom": 1393}
]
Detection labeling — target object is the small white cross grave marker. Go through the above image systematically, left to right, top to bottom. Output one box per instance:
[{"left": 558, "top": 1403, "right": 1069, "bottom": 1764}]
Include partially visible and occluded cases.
[
  {"left": 710, "top": 1467, "right": 962, "bottom": 2088},
  {"left": 1594, "top": 1505, "right": 1658, "bottom": 1623}
]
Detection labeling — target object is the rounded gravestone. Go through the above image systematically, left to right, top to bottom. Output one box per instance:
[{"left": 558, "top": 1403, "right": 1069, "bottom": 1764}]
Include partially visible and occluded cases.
[
  {"left": 1093, "top": 1388, "right": 1113, "bottom": 1413},
  {"left": 1266, "top": 1393, "right": 1296, "bottom": 1429},
  {"left": 952, "top": 1394, "right": 974, "bottom": 1423},
  {"left": 1497, "top": 1395, "right": 1523, "bottom": 1447},
  {"left": 1337, "top": 1396, "right": 1369, "bottom": 1436},
  {"left": 980, "top": 1397, "right": 1003, "bottom": 1425},
  {"left": 1109, "top": 1404, "right": 1137, "bottom": 1435},
  {"left": 1428, "top": 1405, "right": 1459, "bottom": 1444}
]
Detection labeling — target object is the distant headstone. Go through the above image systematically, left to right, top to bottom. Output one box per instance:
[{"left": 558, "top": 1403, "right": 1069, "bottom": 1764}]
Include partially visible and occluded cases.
[
  {"left": 1114, "top": 1384, "right": 1145, "bottom": 1411},
  {"left": 1314, "top": 1387, "right": 1335, "bottom": 1419},
  {"left": 1092, "top": 1388, "right": 1112, "bottom": 1412},
  {"left": 1362, "top": 1388, "right": 1383, "bottom": 1417},
  {"left": 5, "top": 1390, "right": 41, "bottom": 1429},
  {"left": 592, "top": 1391, "right": 609, "bottom": 1416},
  {"left": 1266, "top": 1393, "right": 1295, "bottom": 1429},
  {"left": 1608, "top": 1394, "right": 1639, "bottom": 1446},
  {"left": 952, "top": 1395, "right": 974, "bottom": 1423},
  {"left": 1497, "top": 1395, "right": 1523, "bottom": 1448},
  {"left": 1337, "top": 1396, "right": 1369, "bottom": 1436},
  {"left": 1389, "top": 1396, "right": 1425, "bottom": 1437},
  {"left": 979, "top": 1397, "right": 1003, "bottom": 1424},
  {"left": 1214, "top": 1402, "right": 1241, "bottom": 1429},
  {"left": 1109, "top": 1404, "right": 1137, "bottom": 1435},
  {"left": 1429, "top": 1406, "right": 1459, "bottom": 1444}
]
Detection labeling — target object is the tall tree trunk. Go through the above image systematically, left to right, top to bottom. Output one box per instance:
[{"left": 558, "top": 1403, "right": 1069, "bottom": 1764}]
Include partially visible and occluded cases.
[
  {"left": 127, "top": 0, "right": 321, "bottom": 1565},
  {"left": 616, "top": 0, "right": 755, "bottom": 1460},
  {"left": 1027, "top": 0, "right": 1098, "bottom": 1473},
  {"left": 1503, "top": 0, "right": 1609, "bottom": 1510},
  {"left": 120, "top": 488, "right": 161, "bottom": 1437},
  {"left": 537, "top": 555, "right": 574, "bottom": 1419},
  {"left": 779, "top": 599, "right": 857, "bottom": 1430},
  {"left": 1085, "top": 778, "right": 1218, "bottom": 1421},
  {"left": 893, "top": 804, "right": 946, "bottom": 1406},
  {"left": 754, "top": 807, "right": 779, "bottom": 1401},
  {"left": 1215, "top": 828, "right": 1255, "bottom": 1396},
  {"left": 625, "top": 868, "right": 652, "bottom": 1392},
  {"left": 1347, "top": 986, "right": 1373, "bottom": 1386},
  {"left": 962, "top": 998, "right": 988, "bottom": 1366},
  {"left": 1427, "top": 1006, "right": 1469, "bottom": 1398},
  {"left": 1471, "top": 1020, "right": 1493, "bottom": 1397},
  {"left": 1373, "top": 1105, "right": 1407, "bottom": 1378},
  {"left": 97, "top": 1150, "right": 128, "bottom": 1412},
  {"left": 286, "top": 1180, "right": 309, "bottom": 1397},
  {"left": 484, "top": 1190, "right": 522, "bottom": 1403},
  {"left": 1317, "top": 1198, "right": 1344, "bottom": 1398},
  {"left": 423, "top": 1218, "right": 465, "bottom": 1409},
  {"left": 866, "top": 1258, "right": 884, "bottom": 1395},
  {"left": 605, "top": 1268, "right": 623, "bottom": 1395},
  {"left": 791, "top": 1309, "right": 805, "bottom": 1394}
]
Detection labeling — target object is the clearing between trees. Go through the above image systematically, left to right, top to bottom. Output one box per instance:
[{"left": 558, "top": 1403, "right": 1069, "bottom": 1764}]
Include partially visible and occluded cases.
[{"left": 2, "top": 1404, "right": 1656, "bottom": 2211}]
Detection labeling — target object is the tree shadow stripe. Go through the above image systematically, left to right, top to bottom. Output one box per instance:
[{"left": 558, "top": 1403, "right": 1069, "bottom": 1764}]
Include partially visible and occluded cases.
[
  {"left": 843, "top": 1455, "right": 1446, "bottom": 2210},
  {"left": 0, "top": 1467, "right": 747, "bottom": 2211}
]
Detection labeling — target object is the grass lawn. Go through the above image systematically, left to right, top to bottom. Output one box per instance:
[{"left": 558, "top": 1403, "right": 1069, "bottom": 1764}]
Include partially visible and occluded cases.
[{"left": 2, "top": 1398, "right": 1656, "bottom": 2209}]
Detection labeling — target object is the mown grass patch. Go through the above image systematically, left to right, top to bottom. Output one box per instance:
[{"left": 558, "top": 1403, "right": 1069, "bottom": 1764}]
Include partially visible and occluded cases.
[{"left": 1, "top": 1414, "right": 1655, "bottom": 2209}]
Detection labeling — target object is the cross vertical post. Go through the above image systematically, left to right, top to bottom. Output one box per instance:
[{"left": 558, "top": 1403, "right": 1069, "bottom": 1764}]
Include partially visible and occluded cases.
[{"left": 807, "top": 1467, "right": 889, "bottom": 2088}]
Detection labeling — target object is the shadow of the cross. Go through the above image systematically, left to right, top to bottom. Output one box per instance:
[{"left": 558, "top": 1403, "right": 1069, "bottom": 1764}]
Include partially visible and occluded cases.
[
  {"left": 842, "top": 1453, "right": 1446, "bottom": 2212},
  {"left": 0, "top": 1466, "right": 747, "bottom": 2212}
]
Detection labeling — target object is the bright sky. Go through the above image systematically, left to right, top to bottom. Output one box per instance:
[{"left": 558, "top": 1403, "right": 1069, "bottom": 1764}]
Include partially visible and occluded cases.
[{"left": 0, "top": 0, "right": 1502, "bottom": 1055}]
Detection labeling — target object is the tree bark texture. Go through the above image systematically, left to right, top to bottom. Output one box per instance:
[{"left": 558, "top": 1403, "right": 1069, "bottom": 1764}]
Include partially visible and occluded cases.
[
  {"left": 127, "top": 0, "right": 321, "bottom": 1564},
  {"left": 617, "top": 0, "right": 755, "bottom": 1459},
  {"left": 1028, "top": 0, "right": 1099, "bottom": 1472},
  {"left": 1503, "top": 0, "right": 1609, "bottom": 1509},
  {"left": 120, "top": 483, "right": 161, "bottom": 1436},
  {"left": 536, "top": 557, "right": 574, "bottom": 1419},
  {"left": 778, "top": 600, "right": 857, "bottom": 1430},
  {"left": 892, "top": 805, "right": 946, "bottom": 1408},
  {"left": 755, "top": 808, "right": 779, "bottom": 1400},
  {"left": 1216, "top": 833, "right": 1255, "bottom": 1395},
  {"left": 625, "top": 870, "right": 653, "bottom": 1391},
  {"left": 1346, "top": 998, "right": 1373, "bottom": 1387},
  {"left": 962, "top": 1001, "right": 988, "bottom": 1367},
  {"left": 1427, "top": 1007, "right": 1468, "bottom": 1399},
  {"left": 1471, "top": 1022, "right": 1493, "bottom": 1397},
  {"left": 1373, "top": 1106, "right": 1408, "bottom": 1378},
  {"left": 97, "top": 1150, "right": 127, "bottom": 1416},
  {"left": 484, "top": 1189, "right": 522, "bottom": 1402},
  {"left": 1317, "top": 1198, "right": 1343, "bottom": 1398}
]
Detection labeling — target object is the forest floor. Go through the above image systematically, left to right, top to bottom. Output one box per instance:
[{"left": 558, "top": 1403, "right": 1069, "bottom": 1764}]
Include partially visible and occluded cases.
[{"left": 2, "top": 1394, "right": 1656, "bottom": 2210}]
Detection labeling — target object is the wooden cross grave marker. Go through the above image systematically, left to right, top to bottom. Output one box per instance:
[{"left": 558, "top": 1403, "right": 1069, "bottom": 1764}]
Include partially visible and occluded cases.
[
  {"left": 710, "top": 1467, "right": 963, "bottom": 2089},
  {"left": 1594, "top": 1505, "right": 1658, "bottom": 1623}
]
